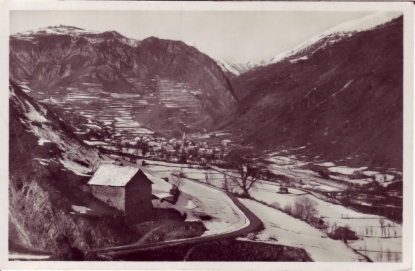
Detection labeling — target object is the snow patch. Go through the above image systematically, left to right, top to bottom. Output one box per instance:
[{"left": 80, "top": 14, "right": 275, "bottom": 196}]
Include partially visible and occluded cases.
[
  {"left": 289, "top": 56, "right": 308, "bottom": 63},
  {"left": 214, "top": 58, "right": 241, "bottom": 76},
  {"left": 25, "top": 101, "right": 47, "bottom": 123},
  {"left": 38, "top": 138, "right": 52, "bottom": 146},
  {"left": 59, "top": 158, "right": 91, "bottom": 176},
  {"left": 315, "top": 162, "right": 336, "bottom": 167},
  {"left": 328, "top": 166, "right": 368, "bottom": 175},
  {"left": 143, "top": 172, "right": 173, "bottom": 193},
  {"left": 186, "top": 199, "right": 196, "bottom": 209},
  {"left": 72, "top": 205, "right": 92, "bottom": 214}
]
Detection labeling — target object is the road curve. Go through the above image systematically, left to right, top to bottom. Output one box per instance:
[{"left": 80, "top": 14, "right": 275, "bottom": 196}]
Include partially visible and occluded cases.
[{"left": 90, "top": 179, "right": 263, "bottom": 255}]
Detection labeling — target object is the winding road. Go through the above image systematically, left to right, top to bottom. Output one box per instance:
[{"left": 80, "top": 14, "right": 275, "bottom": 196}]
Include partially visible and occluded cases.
[{"left": 90, "top": 178, "right": 263, "bottom": 256}]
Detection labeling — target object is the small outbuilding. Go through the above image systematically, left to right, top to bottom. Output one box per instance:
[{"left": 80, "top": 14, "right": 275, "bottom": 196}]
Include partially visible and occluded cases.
[
  {"left": 88, "top": 164, "right": 154, "bottom": 223},
  {"left": 279, "top": 187, "right": 289, "bottom": 194},
  {"left": 329, "top": 226, "right": 359, "bottom": 242}
]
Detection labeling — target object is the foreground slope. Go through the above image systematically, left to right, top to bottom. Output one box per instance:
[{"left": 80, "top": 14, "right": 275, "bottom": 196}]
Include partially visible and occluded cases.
[
  {"left": 227, "top": 16, "right": 403, "bottom": 170},
  {"left": 9, "top": 81, "right": 139, "bottom": 255}
]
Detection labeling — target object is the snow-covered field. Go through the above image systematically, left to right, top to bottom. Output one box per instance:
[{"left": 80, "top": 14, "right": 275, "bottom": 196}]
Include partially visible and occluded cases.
[
  {"left": 133, "top": 160, "right": 402, "bottom": 262},
  {"left": 126, "top": 161, "right": 249, "bottom": 237},
  {"left": 328, "top": 166, "right": 368, "bottom": 175},
  {"left": 152, "top": 178, "right": 248, "bottom": 236},
  {"left": 247, "top": 180, "right": 402, "bottom": 262},
  {"left": 238, "top": 199, "right": 365, "bottom": 262},
  {"left": 349, "top": 237, "right": 402, "bottom": 262}
]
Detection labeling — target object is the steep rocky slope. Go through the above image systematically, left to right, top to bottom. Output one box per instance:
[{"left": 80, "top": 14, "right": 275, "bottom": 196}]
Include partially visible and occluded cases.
[
  {"left": 226, "top": 16, "right": 403, "bottom": 170},
  {"left": 132, "top": 37, "right": 237, "bottom": 118},
  {"left": 9, "top": 81, "right": 137, "bottom": 255}
]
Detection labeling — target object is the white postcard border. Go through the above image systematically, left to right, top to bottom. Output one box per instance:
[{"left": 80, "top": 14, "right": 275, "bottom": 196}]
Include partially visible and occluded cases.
[{"left": 0, "top": 1, "right": 413, "bottom": 270}]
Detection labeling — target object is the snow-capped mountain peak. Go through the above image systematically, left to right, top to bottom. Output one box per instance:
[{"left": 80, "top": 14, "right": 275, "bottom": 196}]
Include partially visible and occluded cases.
[
  {"left": 262, "top": 11, "right": 402, "bottom": 66},
  {"left": 326, "top": 11, "right": 401, "bottom": 33},
  {"left": 12, "top": 25, "right": 141, "bottom": 47},
  {"left": 14, "top": 25, "right": 99, "bottom": 37},
  {"left": 184, "top": 41, "right": 240, "bottom": 76},
  {"left": 214, "top": 58, "right": 241, "bottom": 76}
]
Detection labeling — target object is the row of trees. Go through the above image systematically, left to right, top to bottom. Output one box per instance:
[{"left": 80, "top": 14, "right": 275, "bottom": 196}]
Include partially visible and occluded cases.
[{"left": 376, "top": 249, "right": 401, "bottom": 262}]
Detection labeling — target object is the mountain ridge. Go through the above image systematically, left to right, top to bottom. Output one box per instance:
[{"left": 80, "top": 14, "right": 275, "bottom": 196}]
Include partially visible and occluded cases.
[
  {"left": 228, "top": 11, "right": 402, "bottom": 74},
  {"left": 225, "top": 16, "right": 403, "bottom": 170},
  {"left": 10, "top": 30, "right": 238, "bottom": 129}
]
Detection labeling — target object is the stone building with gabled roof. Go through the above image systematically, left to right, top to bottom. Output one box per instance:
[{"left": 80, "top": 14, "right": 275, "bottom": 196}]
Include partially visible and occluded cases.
[{"left": 88, "top": 164, "right": 154, "bottom": 223}]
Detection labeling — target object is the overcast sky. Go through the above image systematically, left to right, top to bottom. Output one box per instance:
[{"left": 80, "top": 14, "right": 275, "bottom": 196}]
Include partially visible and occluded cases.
[{"left": 10, "top": 11, "right": 374, "bottom": 63}]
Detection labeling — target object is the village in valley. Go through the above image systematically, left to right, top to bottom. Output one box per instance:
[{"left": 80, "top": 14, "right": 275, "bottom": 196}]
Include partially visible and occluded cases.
[{"left": 68, "top": 115, "right": 403, "bottom": 262}]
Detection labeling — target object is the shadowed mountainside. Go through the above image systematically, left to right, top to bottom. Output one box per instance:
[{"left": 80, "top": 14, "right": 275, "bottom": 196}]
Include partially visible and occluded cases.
[{"left": 225, "top": 16, "right": 403, "bottom": 170}]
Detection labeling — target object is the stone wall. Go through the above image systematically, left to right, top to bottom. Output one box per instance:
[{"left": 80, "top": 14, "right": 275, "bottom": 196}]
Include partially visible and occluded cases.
[{"left": 91, "top": 185, "right": 125, "bottom": 211}]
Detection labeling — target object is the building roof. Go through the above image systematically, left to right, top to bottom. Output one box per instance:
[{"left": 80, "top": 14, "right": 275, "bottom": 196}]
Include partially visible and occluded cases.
[{"left": 88, "top": 164, "right": 152, "bottom": 187}]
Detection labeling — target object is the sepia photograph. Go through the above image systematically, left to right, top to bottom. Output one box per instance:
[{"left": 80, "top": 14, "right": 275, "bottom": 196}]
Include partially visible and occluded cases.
[{"left": 2, "top": 1, "right": 413, "bottom": 269}]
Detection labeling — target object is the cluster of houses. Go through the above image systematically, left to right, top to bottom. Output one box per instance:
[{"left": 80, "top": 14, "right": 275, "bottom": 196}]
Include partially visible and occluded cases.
[{"left": 94, "top": 132, "right": 233, "bottom": 164}]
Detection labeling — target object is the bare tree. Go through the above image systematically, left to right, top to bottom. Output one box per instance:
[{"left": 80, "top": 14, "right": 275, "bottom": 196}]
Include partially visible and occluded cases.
[
  {"left": 224, "top": 145, "right": 270, "bottom": 197},
  {"left": 171, "top": 170, "right": 186, "bottom": 188},
  {"left": 207, "top": 172, "right": 215, "bottom": 185},
  {"left": 222, "top": 174, "right": 228, "bottom": 190},
  {"left": 223, "top": 176, "right": 238, "bottom": 193},
  {"left": 294, "top": 196, "right": 318, "bottom": 222},
  {"left": 270, "top": 202, "right": 281, "bottom": 210},
  {"left": 284, "top": 204, "right": 293, "bottom": 215},
  {"left": 379, "top": 218, "right": 385, "bottom": 237},
  {"left": 324, "top": 221, "right": 330, "bottom": 234},
  {"left": 331, "top": 222, "right": 338, "bottom": 235},
  {"left": 364, "top": 240, "right": 367, "bottom": 256},
  {"left": 379, "top": 242, "right": 383, "bottom": 262},
  {"left": 386, "top": 249, "right": 392, "bottom": 262},
  {"left": 377, "top": 252, "right": 382, "bottom": 262},
  {"left": 393, "top": 252, "right": 400, "bottom": 262}
]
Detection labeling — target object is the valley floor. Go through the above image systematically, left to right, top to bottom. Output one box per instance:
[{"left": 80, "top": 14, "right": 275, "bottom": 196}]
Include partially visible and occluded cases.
[{"left": 139, "top": 159, "right": 401, "bottom": 262}]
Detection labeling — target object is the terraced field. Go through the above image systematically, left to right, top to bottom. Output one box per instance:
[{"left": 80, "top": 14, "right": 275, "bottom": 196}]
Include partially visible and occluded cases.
[{"left": 31, "top": 78, "right": 204, "bottom": 139}]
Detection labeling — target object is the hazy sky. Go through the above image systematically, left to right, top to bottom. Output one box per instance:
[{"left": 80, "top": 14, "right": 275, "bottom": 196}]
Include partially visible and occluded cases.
[{"left": 10, "top": 11, "right": 374, "bottom": 63}]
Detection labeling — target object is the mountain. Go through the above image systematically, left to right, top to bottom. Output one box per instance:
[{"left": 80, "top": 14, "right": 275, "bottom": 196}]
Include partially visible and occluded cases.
[
  {"left": 213, "top": 12, "right": 400, "bottom": 78},
  {"left": 226, "top": 12, "right": 402, "bottom": 78},
  {"left": 259, "top": 12, "right": 402, "bottom": 68},
  {"left": 225, "top": 16, "right": 403, "bottom": 170},
  {"left": 9, "top": 26, "right": 237, "bottom": 129},
  {"left": 182, "top": 41, "right": 241, "bottom": 78},
  {"left": 213, "top": 58, "right": 241, "bottom": 77},
  {"left": 229, "top": 61, "right": 258, "bottom": 75},
  {"left": 9, "top": 81, "right": 138, "bottom": 255}
]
